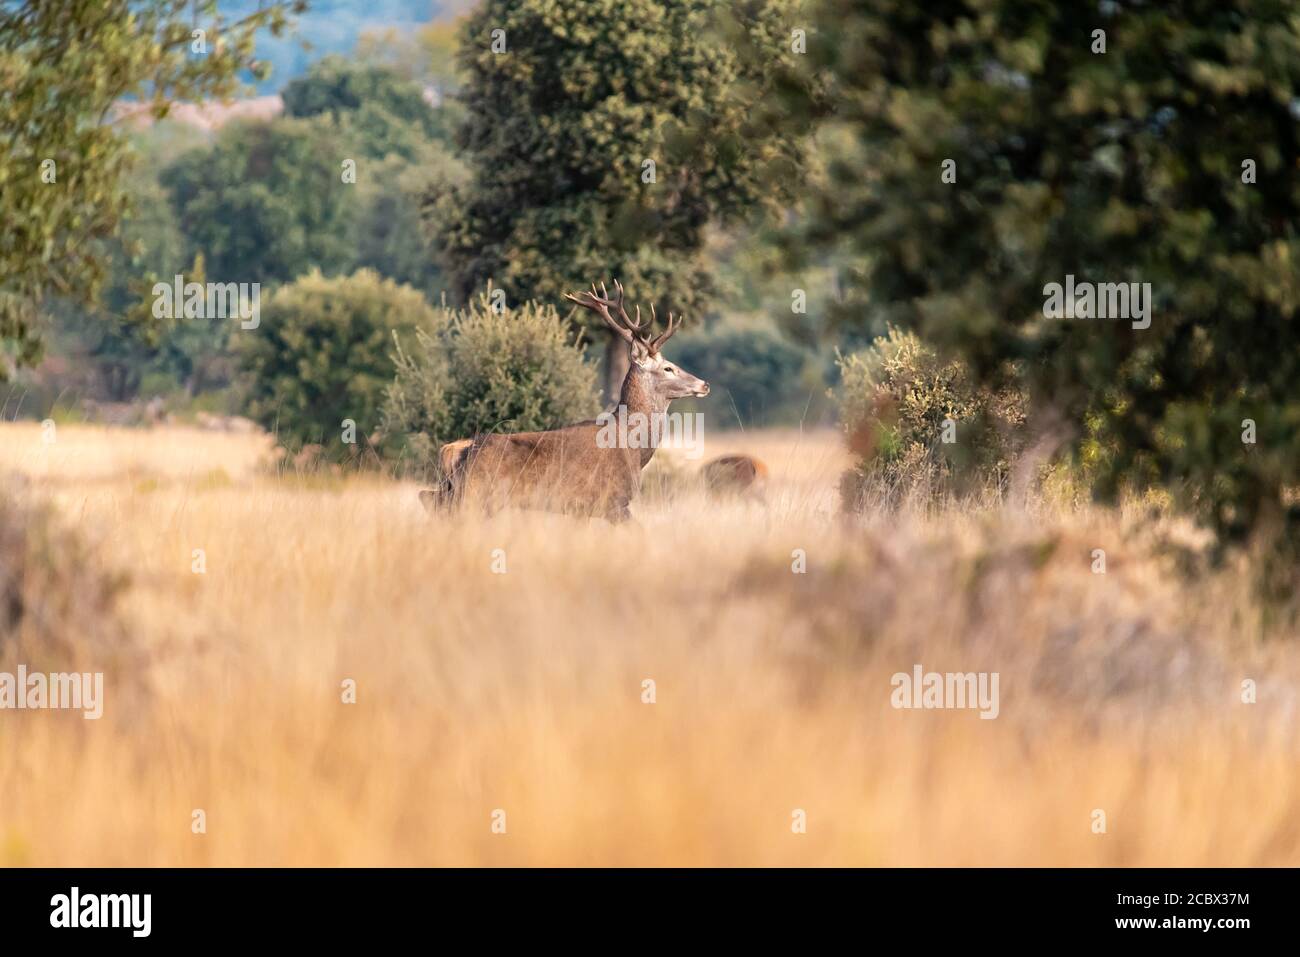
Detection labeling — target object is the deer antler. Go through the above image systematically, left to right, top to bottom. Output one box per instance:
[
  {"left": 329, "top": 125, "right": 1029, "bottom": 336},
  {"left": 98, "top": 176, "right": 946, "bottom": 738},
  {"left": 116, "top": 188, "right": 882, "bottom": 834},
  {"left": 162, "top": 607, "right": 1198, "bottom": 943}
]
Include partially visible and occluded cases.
[
  {"left": 564, "top": 280, "right": 647, "bottom": 344},
  {"left": 564, "top": 280, "right": 683, "bottom": 354},
  {"left": 565, "top": 280, "right": 647, "bottom": 343},
  {"left": 609, "top": 280, "right": 650, "bottom": 337},
  {"left": 634, "top": 295, "right": 683, "bottom": 354},
  {"left": 647, "top": 311, "right": 682, "bottom": 354}
]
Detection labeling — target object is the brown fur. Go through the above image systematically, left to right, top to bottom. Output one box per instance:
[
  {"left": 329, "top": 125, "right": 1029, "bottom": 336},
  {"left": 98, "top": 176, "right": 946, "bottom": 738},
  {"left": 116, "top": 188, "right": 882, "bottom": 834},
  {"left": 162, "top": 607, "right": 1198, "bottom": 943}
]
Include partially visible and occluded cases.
[
  {"left": 439, "top": 439, "right": 473, "bottom": 479},
  {"left": 701, "top": 454, "right": 768, "bottom": 501}
]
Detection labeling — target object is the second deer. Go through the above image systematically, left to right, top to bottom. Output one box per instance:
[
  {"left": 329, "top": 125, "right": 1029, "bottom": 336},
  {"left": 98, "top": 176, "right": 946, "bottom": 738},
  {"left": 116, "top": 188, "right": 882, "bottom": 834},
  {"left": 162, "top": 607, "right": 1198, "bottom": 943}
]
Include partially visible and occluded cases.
[{"left": 700, "top": 454, "right": 768, "bottom": 502}]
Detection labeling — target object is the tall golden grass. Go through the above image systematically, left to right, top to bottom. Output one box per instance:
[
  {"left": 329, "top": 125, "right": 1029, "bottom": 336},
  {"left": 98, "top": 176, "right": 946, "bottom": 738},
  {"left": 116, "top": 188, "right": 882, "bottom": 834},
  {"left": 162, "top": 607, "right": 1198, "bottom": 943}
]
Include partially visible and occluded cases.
[{"left": 1, "top": 421, "right": 1297, "bottom": 866}]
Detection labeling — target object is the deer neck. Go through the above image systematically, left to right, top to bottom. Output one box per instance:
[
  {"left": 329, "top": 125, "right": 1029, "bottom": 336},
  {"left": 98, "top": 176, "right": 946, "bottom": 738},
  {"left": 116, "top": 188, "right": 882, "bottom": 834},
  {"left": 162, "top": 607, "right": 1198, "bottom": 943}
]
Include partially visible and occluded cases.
[{"left": 617, "top": 365, "right": 669, "bottom": 468}]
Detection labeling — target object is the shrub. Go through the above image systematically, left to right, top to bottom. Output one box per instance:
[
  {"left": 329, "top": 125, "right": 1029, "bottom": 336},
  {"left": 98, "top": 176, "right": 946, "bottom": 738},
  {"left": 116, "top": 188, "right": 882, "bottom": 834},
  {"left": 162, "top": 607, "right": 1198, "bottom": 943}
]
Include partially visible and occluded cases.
[
  {"left": 236, "top": 270, "right": 438, "bottom": 458},
  {"left": 381, "top": 291, "right": 600, "bottom": 471},
  {"left": 669, "top": 321, "right": 827, "bottom": 428},
  {"left": 837, "top": 328, "right": 1024, "bottom": 507},
  {"left": 0, "top": 483, "right": 130, "bottom": 664}
]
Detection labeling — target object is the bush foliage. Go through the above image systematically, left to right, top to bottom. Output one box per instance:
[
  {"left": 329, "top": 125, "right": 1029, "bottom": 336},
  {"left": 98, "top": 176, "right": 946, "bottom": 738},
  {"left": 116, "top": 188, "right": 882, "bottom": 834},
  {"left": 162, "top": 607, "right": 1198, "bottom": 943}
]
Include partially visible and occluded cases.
[
  {"left": 237, "top": 270, "right": 437, "bottom": 456},
  {"left": 382, "top": 291, "right": 600, "bottom": 470},
  {"left": 837, "top": 329, "right": 1024, "bottom": 506},
  {"left": 0, "top": 484, "right": 130, "bottom": 663}
]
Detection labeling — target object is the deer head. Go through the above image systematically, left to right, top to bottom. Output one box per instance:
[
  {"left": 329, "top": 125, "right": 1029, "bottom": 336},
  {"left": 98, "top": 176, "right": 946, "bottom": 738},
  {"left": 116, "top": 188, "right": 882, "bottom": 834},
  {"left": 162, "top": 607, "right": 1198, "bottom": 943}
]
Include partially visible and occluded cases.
[{"left": 564, "top": 280, "right": 710, "bottom": 403}]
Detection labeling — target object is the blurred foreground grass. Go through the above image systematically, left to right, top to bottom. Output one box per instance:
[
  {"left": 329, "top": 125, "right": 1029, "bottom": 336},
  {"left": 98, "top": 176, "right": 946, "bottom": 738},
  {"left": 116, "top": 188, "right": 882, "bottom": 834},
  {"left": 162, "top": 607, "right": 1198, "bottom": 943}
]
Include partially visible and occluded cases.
[{"left": 0, "top": 423, "right": 1296, "bottom": 865}]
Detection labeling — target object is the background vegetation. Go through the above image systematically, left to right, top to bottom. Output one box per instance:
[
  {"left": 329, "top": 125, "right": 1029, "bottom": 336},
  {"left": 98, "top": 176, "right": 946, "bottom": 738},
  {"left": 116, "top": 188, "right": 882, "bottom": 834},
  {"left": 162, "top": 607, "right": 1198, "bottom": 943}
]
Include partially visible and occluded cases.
[
  {"left": 785, "top": 0, "right": 1300, "bottom": 591},
  {"left": 837, "top": 329, "right": 1025, "bottom": 507}
]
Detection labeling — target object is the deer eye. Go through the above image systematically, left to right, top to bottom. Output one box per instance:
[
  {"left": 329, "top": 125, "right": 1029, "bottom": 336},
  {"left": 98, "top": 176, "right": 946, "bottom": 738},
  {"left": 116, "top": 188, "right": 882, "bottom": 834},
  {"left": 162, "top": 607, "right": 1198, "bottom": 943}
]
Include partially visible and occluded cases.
[{"left": 664, "top": 366, "right": 676, "bottom": 375}]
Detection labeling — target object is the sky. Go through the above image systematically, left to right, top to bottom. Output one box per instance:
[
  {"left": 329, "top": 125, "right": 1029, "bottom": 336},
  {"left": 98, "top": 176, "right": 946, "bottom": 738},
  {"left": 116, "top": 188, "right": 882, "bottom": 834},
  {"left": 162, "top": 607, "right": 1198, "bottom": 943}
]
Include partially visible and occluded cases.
[{"left": 223, "top": 0, "right": 469, "bottom": 91}]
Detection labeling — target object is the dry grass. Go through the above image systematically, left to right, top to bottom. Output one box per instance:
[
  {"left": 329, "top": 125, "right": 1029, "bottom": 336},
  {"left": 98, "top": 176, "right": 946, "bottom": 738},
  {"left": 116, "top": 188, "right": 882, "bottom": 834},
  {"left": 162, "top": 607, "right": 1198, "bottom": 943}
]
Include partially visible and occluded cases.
[{"left": 1, "top": 421, "right": 1297, "bottom": 866}]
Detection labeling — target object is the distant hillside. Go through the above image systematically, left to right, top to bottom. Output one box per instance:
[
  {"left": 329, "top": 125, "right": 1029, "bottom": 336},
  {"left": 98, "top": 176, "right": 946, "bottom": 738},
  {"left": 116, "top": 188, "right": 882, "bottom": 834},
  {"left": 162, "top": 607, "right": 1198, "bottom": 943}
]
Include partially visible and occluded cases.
[{"left": 114, "top": 95, "right": 285, "bottom": 133}]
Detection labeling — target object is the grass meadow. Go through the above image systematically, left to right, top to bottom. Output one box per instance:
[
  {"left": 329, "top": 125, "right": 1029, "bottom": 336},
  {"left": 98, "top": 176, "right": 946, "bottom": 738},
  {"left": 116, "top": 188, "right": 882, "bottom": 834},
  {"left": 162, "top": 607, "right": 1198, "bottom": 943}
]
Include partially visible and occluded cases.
[{"left": 2, "top": 421, "right": 1298, "bottom": 866}]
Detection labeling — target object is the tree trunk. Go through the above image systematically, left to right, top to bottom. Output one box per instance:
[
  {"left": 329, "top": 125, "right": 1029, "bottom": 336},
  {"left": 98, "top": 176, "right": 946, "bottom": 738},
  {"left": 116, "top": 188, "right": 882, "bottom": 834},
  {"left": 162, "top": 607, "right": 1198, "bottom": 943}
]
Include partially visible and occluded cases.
[{"left": 603, "top": 332, "right": 630, "bottom": 408}]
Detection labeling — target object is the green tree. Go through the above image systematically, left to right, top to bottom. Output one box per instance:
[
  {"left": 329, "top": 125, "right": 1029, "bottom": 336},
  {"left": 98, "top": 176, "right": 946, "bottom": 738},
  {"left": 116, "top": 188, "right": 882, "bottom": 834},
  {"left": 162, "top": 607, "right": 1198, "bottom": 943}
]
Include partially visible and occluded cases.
[
  {"left": 0, "top": 0, "right": 301, "bottom": 379},
  {"left": 427, "top": 0, "right": 809, "bottom": 400},
  {"left": 793, "top": 1, "right": 1300, "bottom": 588},
  {"left": 282, "top": 54, "right": 458, "bottom": 157},
  {"left": 161, "top": 56, "right": 462, "bottom": 306},
  {"left": 160, "top": 116, "right": 358, "bottom": 286},
  {"left": 48, "top": 121, "right": 254, "bottom": 404},
  {"left": 350, "top": 148, "right": 465, "bottom": 296},
  {"left": 48, "top": 170, "right": 189, "bottom": 400},
  {"left": 236, "top": 270, "right": 436, "bottom": 457}
]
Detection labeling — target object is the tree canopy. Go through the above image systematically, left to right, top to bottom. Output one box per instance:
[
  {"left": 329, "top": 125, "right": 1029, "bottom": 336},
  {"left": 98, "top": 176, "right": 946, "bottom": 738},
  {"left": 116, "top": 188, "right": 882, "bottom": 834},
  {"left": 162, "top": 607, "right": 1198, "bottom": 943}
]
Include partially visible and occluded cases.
[
  {"left": 0, "top": 0, "right": 302, "bottom": 379},
  {"left": 426, "top": 0, "right": 809, "bottom": 338},
  {"left": 790, "top": 0, "right": 1300, "bottom": 574},
  {"left": 282, "top": 54, "right": 458, "bottom": 155},
  {"left": 160, "top": 116, "right": 357, "bottom": 286}
]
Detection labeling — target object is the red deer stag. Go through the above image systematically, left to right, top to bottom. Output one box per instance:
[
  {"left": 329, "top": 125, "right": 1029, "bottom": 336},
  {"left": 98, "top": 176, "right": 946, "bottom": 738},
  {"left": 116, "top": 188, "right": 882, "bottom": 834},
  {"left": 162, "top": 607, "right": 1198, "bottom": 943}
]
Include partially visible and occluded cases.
[{"left": 419, "top": 281, "right": 709, "bottom": 522}]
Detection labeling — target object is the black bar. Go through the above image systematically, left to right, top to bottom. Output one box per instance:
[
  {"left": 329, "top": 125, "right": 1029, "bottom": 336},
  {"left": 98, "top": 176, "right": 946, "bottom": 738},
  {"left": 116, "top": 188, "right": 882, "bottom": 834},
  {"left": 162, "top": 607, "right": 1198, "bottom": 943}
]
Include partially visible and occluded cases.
[{"left": 0, "top": 868, "right": 1287, "bottom": 943}]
